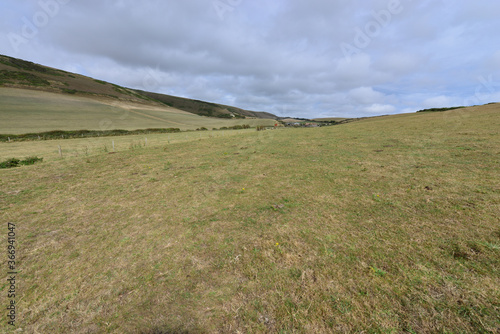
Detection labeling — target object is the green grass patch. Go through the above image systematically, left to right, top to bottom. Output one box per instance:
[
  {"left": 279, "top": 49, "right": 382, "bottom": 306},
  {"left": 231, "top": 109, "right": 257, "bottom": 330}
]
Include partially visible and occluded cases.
[
  {"left": 0, "top": 70, "right": 50, "bottom": 86},
  {"left": 61, "top": 88, "right": 78, "bottom": 94},
  {"left": 0, "top": 156, "right": 43, "bottom": 168}
]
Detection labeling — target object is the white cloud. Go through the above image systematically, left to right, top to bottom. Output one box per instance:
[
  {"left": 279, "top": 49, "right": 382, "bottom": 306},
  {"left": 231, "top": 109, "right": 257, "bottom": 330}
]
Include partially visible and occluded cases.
[
  {"left": 488, "top": 51, "right": 500, "bottom": 70},
  {"left": 375, "top": 52, "right": 422, "bottom": 75},
  {"left": 348, "top": 87, "right": 385, "bottom": 104},
  {"left": 423, "top": 96, "right": 453, "bottom": 108},
  {"left": 363, "top": 104, "right": 396, "bottom": 114}
]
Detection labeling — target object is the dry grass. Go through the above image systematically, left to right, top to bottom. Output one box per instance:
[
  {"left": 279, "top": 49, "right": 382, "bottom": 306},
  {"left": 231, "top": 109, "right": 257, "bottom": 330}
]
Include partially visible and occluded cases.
[
  {"left": 0, "top": 88, "right": 276, "bottom": 134},
  {"left": 0, "top": 105, "right": 499, "bottom": 333},
  {"left": 0, "top": 128, "right": 260, "bottom": 162}
]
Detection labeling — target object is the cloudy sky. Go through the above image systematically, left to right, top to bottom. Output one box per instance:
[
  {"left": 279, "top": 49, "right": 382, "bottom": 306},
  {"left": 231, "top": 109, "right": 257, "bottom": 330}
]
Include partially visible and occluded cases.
[{"left": 1, "top": 0, "right": 499, "bottom": 118}]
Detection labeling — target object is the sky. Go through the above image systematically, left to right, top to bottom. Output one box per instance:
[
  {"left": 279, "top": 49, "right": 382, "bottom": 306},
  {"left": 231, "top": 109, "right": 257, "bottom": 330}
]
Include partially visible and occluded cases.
[{"left": 1, "top": 0, "right": 500, "bottom": 118}]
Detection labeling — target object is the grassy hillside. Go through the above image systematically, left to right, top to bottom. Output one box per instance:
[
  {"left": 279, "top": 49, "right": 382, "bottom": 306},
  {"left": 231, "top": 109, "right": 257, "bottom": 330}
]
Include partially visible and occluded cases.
[
  {"left": 0, "top": 54, "right": 277, "bottom": 129},
  {"left": 0, "top": 54, "right": 154, "bottom": 104},
  {"left": 0, "top": 88, "right": 275, "bottom": 134},
  {"left": 138, "top": 90, "right": 277, "bottom": 120},
  {"left": 1, "top": 104, "right": 499, "bottom": 333}
]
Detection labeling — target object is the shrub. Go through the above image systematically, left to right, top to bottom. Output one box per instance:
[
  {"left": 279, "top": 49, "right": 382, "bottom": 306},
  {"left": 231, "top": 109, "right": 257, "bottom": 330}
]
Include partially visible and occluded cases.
[
  {"left": 0, "top": 70, "right": 50, "bottom": 86},
  {"left": 62, "top": 88, "right": 77, "bottom": 94},
  {"left": 416, "top": 106, "right": 465, "bottom": 113},
  {"left": 0, "top": 128, "right": 182, "bottom": 142},
  {"left": 20, "top": 156, "right": 43, "bottom": 166},
  {"left": 0, "top": 157, "right": 43, "bottom": 169},
  {"left": 0, "top": 158, "right": 20, "bottom": 169}
]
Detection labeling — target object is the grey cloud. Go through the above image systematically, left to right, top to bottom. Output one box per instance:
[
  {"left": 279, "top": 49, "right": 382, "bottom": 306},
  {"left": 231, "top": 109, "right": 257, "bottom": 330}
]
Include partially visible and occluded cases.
[
  {"left": 1, "top": 0, "right": 499, "bottom": 118},
  {"left": 348, "top": 87, "right": 385, "bottom": 105}
]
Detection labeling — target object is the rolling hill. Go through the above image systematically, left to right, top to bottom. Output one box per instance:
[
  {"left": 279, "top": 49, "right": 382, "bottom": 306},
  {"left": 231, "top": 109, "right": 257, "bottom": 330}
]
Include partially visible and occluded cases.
[
  {"left": 0, "top": 54, "right": 277, "bottom": 134},
  {"left": 136, "top": 90, "right": 277, "bottom": 119}
]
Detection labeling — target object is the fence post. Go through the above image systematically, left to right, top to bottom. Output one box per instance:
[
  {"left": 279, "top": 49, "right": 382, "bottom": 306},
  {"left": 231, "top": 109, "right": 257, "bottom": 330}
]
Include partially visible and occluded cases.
[{"left": 112, "top": 140, "right": 115, "bottom": 152}]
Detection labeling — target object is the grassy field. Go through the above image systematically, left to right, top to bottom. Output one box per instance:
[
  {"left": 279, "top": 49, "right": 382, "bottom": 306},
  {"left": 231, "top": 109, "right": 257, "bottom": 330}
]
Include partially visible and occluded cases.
[
  {"left": 0, "top": 88, "right": 276, "bottom": 134},
  {"left": 0, "top": 104, "right": 499, "bottom": 333},
  {"left": 0, "top": 128, "right": 259, "bottom": 162}
]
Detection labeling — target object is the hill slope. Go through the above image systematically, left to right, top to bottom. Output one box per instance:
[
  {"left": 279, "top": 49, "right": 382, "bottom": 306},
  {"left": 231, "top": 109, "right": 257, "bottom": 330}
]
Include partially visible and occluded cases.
[
  {"left": 0, "top": 54, "right": 277, "bottom": 133},
  {"left": 0, "top": 87, "right": 275, "bottom": 134},
  {"left": 136, "top": 90, "right": 277, "bottom": 119}
]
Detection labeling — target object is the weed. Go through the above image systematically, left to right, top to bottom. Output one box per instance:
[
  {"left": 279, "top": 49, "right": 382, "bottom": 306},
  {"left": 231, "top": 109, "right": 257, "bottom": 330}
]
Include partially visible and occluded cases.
[
  {"left": 129, "top": 141, "right": 144, "bottom": 150},
  {"left": 163, "top": 162, "right": 172, "bottom": 170},
  {"left": 478, "top": 242, "right": 500, "bottom": 250},
  {"left": 450, "top": 243, "right": 470, "bottom": 260},
  {"left": 370, "top": 266, "right": 387, "bottom": 277},
  {"left": 289, "top": 268, "right": 302, "bottom": 280}
]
